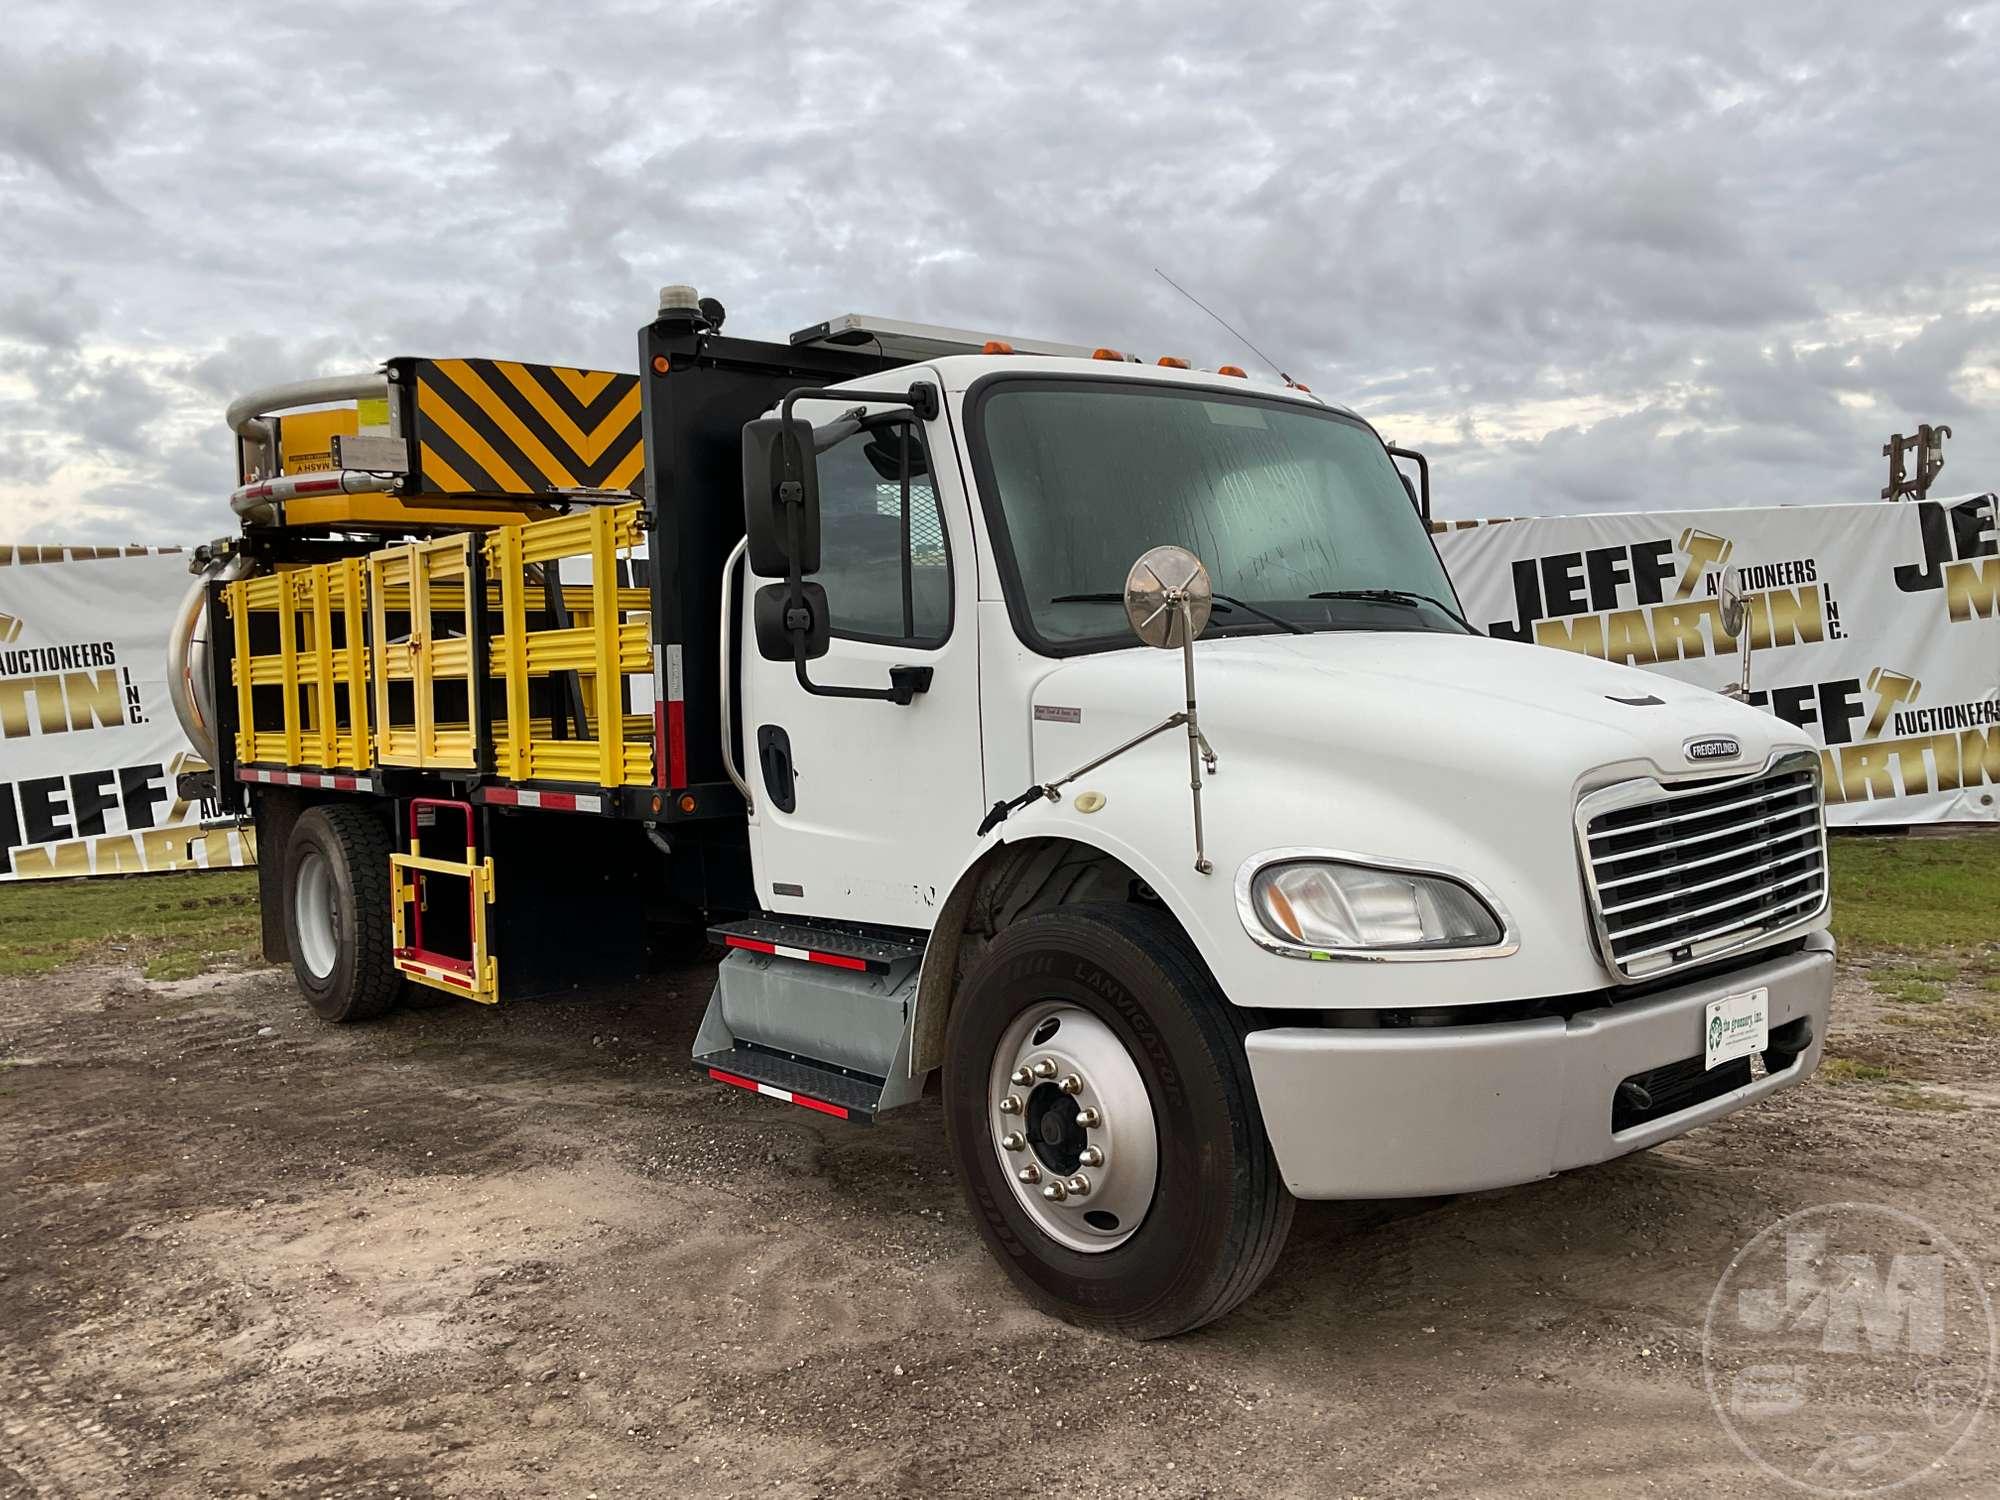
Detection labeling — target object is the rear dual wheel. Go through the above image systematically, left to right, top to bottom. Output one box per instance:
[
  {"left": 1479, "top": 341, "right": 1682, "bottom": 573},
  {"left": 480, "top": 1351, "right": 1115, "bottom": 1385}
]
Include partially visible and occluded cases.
[
  {"left": 283, "top": 805, "right": 402, "bottom": 1023},
  {"left": 943, "top": 903, "right": 1294, "bottom": 1339}
]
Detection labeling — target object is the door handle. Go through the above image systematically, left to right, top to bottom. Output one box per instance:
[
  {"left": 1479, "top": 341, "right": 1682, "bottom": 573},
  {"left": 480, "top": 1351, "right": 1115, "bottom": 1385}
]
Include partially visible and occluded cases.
[
  {"left": 718, "top": 536, "right": 755, "bottom": 813},
  {"left": 756, "top": 724, "right": 797, "bottom": 814}
]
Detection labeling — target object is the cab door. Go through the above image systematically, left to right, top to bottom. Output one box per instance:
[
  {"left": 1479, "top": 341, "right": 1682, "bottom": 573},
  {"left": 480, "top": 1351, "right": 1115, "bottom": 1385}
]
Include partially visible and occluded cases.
[{"left": 736, "top": 382, "right": 986, "bottom": 928}]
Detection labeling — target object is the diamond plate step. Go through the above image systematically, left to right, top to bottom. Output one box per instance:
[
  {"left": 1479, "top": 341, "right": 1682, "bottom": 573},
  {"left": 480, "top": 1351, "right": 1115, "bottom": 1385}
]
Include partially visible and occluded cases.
[
  {"left": 706, "top": 917, "right": 925, "bottom": 974},
  {"left": 694, "top": 1043, "right": 882, "bottom": 1124}
]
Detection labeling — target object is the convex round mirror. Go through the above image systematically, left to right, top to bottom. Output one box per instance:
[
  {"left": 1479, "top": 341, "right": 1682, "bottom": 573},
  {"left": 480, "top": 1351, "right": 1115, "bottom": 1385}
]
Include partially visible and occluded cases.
[
  {"left": 1124, "top": 545, "right": 1214, "bottom": 648},
  {"left": 1717, "top": 566, "right": 1748, "bottom": 639}
]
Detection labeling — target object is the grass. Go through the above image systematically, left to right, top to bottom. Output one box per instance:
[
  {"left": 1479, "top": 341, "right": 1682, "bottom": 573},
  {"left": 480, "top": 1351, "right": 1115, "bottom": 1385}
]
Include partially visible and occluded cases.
[
  {"left": 1818, "top": 834, "right": 2000, "bottom": 1080},
  {"left": 1828, "top": 834, "right": 2000, "bottom": 954},
  {"left": 0, "top": 871, "right": 264, "bottom": 981},
  {"left": 1872, "top": 976, "right": 1947, "bottom": 1005},
  {"left": 1818, "top": 1050, "right": 1971, "bottom": 1112},
  {"left": 1820, "top": 1057, "right": 1898, "bottom": 1085},
  {"left": 1884, "top": 1088, "right": 1969, "bottom": 1114}
]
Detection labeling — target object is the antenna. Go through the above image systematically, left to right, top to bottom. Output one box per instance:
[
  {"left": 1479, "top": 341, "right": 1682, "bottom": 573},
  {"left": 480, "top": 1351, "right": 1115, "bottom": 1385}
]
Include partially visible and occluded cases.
[{"left": 1153, "top": 267, "right": 1308, "bottom": 392}]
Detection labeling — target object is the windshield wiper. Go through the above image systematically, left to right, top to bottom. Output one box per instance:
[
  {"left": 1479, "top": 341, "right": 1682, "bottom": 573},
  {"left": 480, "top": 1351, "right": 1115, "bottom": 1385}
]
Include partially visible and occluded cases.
[
  {"left": 1307, "top": 588, "right": 1476, "bottom": 632},
  {"left": 1050, "top": 592, "right": 1306, "bottom": 634}
]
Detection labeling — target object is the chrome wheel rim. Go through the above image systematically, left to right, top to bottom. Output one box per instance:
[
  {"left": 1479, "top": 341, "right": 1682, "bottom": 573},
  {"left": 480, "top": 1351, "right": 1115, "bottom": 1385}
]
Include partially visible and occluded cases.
[
  {"left": 293, "top": 849, "right": 339, "bottom": 981},
  {"left": 988, "top": 1002, "right": 1158, "bottom": 1253}
]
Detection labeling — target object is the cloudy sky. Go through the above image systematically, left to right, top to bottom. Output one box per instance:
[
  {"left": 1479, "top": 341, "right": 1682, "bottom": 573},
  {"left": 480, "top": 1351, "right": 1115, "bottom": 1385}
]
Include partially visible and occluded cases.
[{"left": 1, "top": 0, "right": 1996, "bottom": 542}]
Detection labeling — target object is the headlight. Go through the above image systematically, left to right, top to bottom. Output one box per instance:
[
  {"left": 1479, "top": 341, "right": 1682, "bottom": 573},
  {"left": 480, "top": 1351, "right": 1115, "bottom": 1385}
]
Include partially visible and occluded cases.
[{"left": 1240, "top": 857, "right": 1508, "bottom": 957}]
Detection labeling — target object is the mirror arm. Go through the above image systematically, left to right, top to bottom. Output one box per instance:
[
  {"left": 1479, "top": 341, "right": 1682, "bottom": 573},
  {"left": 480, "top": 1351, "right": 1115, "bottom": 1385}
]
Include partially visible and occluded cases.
[
  {"left": 779, "top": 381, "right": 939, "bottom": 430},
  {"left": 774, "top": 387, "right": 940, "bottom": 706},
  {"left": 1386, "top": 445, "right": 1430, "bottom": 522},
  {"left": 975, "top": 598, "right": 1213, "bottom": 872}
]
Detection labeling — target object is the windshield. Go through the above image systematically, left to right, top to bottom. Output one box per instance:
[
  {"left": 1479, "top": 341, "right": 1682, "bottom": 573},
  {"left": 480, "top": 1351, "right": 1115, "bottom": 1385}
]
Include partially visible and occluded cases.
[{"left": 971, "top": 380, "right": 1467, "bottom": 650}]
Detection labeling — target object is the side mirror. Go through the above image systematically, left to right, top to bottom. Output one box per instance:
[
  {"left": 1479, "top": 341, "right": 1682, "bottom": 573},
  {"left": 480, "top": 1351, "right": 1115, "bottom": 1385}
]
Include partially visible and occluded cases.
[
  {"left": 742, "top": 416, "right": 820, "bottom": 577},
  {"left": 1123, "top": 545, "right": 1214, "bottom": 647},
  {"left": 1717, "top": 566, "right": 1748, "bottom": 639},
  {"left": 1717, "top": 566, "right": 1754, "bottom": 700},
  {"left": 753, "top": 581, "right": 830, "bottom": 662}
]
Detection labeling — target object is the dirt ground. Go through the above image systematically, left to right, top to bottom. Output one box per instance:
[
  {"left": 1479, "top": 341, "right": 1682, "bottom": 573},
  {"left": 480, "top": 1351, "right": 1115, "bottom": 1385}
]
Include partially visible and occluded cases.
[{"left": 3, "top": 943, "right": 1996, "bottom": 1499}]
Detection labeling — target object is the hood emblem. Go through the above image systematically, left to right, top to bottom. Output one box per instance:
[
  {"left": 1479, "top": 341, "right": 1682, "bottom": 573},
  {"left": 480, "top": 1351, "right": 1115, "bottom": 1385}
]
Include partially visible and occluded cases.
[{"left": 1685, "top": 736, "right": 1741, "bottom": 763}]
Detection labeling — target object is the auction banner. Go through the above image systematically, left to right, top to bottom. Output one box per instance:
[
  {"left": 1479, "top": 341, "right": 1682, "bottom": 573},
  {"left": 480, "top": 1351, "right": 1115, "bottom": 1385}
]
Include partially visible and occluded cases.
[
  {"left": 1433, "top": 495, "right": 2000, "bottom": 826},
  {"left": 0, "top": 548, "right": 254, "bottom": 880}
]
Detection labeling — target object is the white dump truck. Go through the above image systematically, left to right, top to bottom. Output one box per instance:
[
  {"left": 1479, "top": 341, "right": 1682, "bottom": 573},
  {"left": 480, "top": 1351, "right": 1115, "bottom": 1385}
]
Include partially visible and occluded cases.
[{"left": 177, "top": 289, "right": 1834, "bottom": 1336}]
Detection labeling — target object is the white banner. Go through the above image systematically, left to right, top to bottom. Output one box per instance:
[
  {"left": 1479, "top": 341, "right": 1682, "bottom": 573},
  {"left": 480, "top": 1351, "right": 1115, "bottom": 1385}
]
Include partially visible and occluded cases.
[
  {"left": 1434, "top": 495, "right": 2000, "bottom": 826},
  {"left": 0, "top": 549, "right": 255, "bottom": 879}
]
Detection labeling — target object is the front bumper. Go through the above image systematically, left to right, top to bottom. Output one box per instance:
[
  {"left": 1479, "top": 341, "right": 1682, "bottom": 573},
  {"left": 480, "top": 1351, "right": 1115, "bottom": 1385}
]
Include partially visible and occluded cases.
[{"left": 1244, "top": 932, "right": 1833, "bottom": 1199}]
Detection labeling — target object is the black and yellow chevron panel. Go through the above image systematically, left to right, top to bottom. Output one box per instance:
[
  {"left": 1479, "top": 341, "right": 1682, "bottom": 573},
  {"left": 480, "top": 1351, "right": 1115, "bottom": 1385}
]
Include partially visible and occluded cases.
[{"left": 406, "top": 358, "right": 643, "bottom": 497}]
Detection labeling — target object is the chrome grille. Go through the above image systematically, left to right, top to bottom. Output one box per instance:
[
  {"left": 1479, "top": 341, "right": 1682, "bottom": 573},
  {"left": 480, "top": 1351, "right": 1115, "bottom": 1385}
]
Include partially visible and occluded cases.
[{"left": 1578, "top": 751, "right": 1828, "bottom": 981}]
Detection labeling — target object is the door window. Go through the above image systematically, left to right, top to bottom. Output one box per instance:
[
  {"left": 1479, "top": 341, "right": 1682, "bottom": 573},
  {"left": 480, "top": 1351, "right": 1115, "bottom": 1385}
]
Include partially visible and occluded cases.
[{"left": 816, "top": 423, "right": 951, "bottom": 646}]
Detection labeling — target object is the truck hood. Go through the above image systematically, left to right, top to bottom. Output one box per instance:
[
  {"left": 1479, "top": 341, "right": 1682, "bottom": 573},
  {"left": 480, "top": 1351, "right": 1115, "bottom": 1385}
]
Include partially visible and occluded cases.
[
  {"left": 1029, "top": 629, "right": 1805, "bottom": 794},
  {"left": 1019, "top": 630, "right": 1818, "bottom": 1008}
]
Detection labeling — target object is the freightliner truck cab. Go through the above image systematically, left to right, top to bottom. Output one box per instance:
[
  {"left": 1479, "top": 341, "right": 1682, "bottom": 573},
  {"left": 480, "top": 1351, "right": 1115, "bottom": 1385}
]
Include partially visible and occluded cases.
[{"left": 187, "top": 290, "right": 1834, "bottom": 1337}]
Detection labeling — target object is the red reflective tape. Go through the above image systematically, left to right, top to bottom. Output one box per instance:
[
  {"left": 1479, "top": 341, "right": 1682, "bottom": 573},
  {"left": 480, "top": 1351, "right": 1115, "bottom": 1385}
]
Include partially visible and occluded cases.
[
  {"left": 666, "top": 699, "right": 687, "bottom": 789},
  {"left": 485, "top": 787, "right": 521, "bottom": 806},
  {"left": 539, "top": 792, "right": 578, "bottom": 812},
  {"left": 724, "top": 936, "right": 778, "bottom": 956},
  {"left": 811, "top": 951, "right": 869, "bottom": 972},
  {"left": 708, "top": 1067, "right": 759, "bottom": 1092},
  {"left": 789, "top": 1092, "right": 850, "bottom": 1120}
]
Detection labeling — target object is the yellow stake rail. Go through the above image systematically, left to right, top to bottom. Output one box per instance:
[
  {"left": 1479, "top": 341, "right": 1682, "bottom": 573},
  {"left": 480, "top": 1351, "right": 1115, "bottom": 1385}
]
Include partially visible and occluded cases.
[{"left": 223, "top": 501, "right": 654, "bottom": 791}]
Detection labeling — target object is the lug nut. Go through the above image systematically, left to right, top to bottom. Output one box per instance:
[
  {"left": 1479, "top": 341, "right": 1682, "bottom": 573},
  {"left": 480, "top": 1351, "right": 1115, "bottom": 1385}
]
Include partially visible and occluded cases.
[
  {"left": 1030, "top": 1059, "right": 1057, "bottom": 1079},
  {"left": 1011, "top": 1066, "right": 1034, "bottom": 1086},
  {"left": 1058, "top": 1074, "right": 1083, "bottom": 1095},
  {"left": 998, "top": 1094, "right": 1022, "bottom": 1114},
  {"left": 1075, "top": 1107, "right": 1101, "bottom": 1128},
  {"left": 1001, "top": 1132, "right": 1025, "bottom": 1152},
  {"left": 1079, "top": 1146, "right": 1103, "bottom": 1167},
  {"left": 1017, "top": 1164, "right": 1040, "bottom": 1184},
  {"left": 1065, "top": 1175, "right": 1091, "bottom": 1196},
  {"left": 1041, "top": 1181, "right": 1068, "bottom": 1202}
]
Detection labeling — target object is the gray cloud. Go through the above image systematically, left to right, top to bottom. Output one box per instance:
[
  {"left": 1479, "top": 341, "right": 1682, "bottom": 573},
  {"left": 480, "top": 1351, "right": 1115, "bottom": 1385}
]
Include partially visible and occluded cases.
[
  {"left": 0, "top": 0, "right": 1994, "bottom": 543},
  {"left": 0, "top": 44, "right": 143, "bottom": 206}
]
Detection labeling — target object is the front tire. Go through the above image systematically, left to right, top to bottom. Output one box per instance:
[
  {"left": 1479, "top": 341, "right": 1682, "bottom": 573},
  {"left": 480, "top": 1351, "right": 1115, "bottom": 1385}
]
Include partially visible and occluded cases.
[
  {"left": 284, "top": 804, "right": 400, "bottom": 1023},
  {"left": 942, "top": 903, "right": 1293, "bottom": 1338}
]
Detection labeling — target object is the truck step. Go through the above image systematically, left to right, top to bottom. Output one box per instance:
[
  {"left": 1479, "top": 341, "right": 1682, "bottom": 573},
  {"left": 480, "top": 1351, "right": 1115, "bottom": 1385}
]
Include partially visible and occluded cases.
[
  {"left": 706, "top": 917, "right": 924, "bottom": 975},
  {"left": 695, "top": 1044, "right": 881, "bottom": 1124}
]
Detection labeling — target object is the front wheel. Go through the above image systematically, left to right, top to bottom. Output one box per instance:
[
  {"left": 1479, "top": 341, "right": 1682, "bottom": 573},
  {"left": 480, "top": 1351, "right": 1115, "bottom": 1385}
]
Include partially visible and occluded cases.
[{"left": 942, "top": 903, "right": 1293, "bottom": 1338}]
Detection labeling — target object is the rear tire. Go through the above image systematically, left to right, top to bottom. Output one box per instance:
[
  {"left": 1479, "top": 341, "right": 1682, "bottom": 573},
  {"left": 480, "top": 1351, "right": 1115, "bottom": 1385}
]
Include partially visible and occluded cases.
[
  {"left": 284, "top": 804, "right": 400, "bottom": 1023},
  {"left": 942, "top": 903, "right": 1294, "bottom": 1338}
]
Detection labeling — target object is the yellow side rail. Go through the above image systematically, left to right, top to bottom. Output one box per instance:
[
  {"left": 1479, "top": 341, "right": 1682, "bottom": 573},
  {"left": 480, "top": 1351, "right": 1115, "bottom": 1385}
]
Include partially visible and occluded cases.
[
  {"left": 223, "top": 499, "right": 652, "bottom": 790},
  {"left": 485, "top": 502, "right": 652, "bottom": 788},
  {"left": 370, "top": 535, "right": 477, "bottom": 769},
  {"left": 225, "top": 563, "right": 371, "bottom": 771}
]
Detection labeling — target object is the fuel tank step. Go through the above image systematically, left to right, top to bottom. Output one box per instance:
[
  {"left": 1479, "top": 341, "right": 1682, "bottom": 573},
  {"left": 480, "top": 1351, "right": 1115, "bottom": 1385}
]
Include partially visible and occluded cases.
[
  {"left": 706, "top": 917, "right": 925, "bottom": 974},
  {"left": 694, "top": 1043, "right": 882, "bottom": 1124}
]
